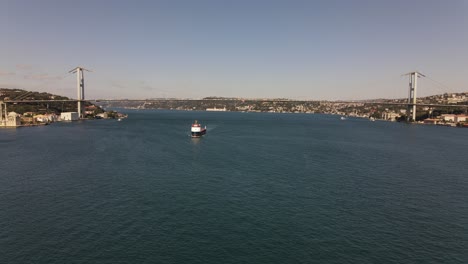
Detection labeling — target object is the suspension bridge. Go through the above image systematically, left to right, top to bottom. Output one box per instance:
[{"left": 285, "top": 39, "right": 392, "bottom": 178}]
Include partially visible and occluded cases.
[{"left": 1, "top": 68, "right": 467, "bottom": 126}]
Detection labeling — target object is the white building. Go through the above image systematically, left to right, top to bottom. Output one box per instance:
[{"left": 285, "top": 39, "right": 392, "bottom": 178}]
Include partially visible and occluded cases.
[
  {"left": 206, "top": 107, "right": 227, "bottom": 111},
  {"left": 1, "top": 112, "right": 21, "bottom": 127},
  {"left": 60, "top": 112, "right": 79, "bottom": 121},
  {"left": 96, "top": 112, "right": 108, "bottom": 119},
  {"left": 382, "top": 112, "right": 400, "bottom": 121},
  {"left": 34, "top": 114, "right": 58, "bottom": 123},
  {"left": 441, "top": 114, "right": 456, "bottom": 122},
  {"left": 455, "top": 115, "right": 467, "bottom": 123}
]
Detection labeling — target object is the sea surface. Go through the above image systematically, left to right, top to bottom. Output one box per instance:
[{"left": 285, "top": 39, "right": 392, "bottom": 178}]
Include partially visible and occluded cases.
[{"left": 1, "top": 110, "right": 467, "bottom": 264}]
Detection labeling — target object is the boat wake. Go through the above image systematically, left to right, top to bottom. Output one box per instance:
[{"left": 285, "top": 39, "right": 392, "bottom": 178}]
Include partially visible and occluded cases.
[{"left": 206, "top": 124, "right": 217, "bottom": 131}]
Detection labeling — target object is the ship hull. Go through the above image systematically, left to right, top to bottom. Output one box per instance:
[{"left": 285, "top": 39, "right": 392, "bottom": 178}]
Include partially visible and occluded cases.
[{"left": 191, "top": 129, "right": 206, "bottom": 138}]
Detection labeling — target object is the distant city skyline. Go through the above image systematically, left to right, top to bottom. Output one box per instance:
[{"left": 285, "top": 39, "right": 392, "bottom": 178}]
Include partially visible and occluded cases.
[{"left": 1, "top": 0, "right": 467, "bottom": 100}]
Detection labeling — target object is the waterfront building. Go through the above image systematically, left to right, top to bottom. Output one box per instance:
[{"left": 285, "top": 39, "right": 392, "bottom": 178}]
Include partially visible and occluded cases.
[
  {"left": 206, "top": 107, "right": 227, "bottom": 111},
  {"left": 1, "top": 112, "right": 21, "bottom": 127},
  {"left": 60, "top": 112, "right": 79, "bottom": 121},
  {"left": 96, "top": 112, "right": 108, "bottom": 119},
  {"left": 382, "top": 112, "right": 400, "bottom": 121},
  {"left": 34, "top": 114, "right": 58, "bottom": 123},
  {"left": 34, "top": 114, "right": 48, "bottom": 123},
  {"left": 441, "top": 114, "right": 456, "bottom": 122},
  {"left": 455, "top": 115, "right": 467, "bottom": 123},
  {"left": 21, "top": 116, "right": 33, "bottom": 124},
  {"left": 423, "top": 118, "right": 439, "bottom": 125}
]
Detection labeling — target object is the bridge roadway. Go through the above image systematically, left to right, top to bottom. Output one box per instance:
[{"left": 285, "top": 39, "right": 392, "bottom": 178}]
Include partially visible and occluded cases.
[
  {"left": 2, "top": 99, "right": 467, "bottom": 108},
  {"left": 2, "top": 99, "right": 81, "bottom": 103},
  {"left": 87, "top": 99, "right": 468, "bottom": 108},
  {"left": 321, "top": 101, "right": 468, "bottom": 108}
]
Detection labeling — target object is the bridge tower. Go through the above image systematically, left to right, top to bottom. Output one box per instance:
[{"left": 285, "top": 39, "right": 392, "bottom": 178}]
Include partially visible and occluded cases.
[
  {"left": 69, "top": 67, "right": 91, "bottom": 118},
  {"left": 404, "top": 71, "right": 425, "bottom": 122},
  {"left": 0, "top": 101, "right": 5, "bottom": 126}
]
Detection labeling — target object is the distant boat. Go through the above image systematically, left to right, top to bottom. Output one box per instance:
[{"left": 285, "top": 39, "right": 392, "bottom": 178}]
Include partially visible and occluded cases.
[
  {"left": 340, "top": 116, "right": 347, "bottom": 120},
  {"left": 369, "top": 117, "right": 375, "bottom": 121},
  {"left": 117, "top": 118, "right": 122, "bottom": 122},
  {"left": 191, "top": 120, "right": 207, "bottom": 138}
]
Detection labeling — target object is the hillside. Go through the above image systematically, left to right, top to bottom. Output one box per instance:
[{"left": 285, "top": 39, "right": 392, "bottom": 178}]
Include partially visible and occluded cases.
[{"left": 0, "top": 88, "right": 104, "bottom": 115}]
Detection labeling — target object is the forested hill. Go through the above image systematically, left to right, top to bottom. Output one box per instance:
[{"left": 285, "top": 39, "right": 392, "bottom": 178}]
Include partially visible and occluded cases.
[{"left": 0, "top": 88, "right": 103, "bottom": 115}]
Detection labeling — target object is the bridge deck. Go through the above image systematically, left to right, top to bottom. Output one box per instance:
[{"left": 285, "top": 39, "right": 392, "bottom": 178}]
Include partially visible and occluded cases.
[{"left": 1, "top": 99, "right": 466, "bottom": 108}]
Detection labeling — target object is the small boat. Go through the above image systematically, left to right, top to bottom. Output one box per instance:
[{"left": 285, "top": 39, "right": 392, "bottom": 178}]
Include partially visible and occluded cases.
[
  {"left": 340, "top": 116, "right": 347, "bottom": 120},
  {"left": 369, "top": 117, "right": 375, "bottom": 121},
  {"left": 117, "top": 118, "right": 122, "bottom": 122},
  {"left": 191, "top": 120, "right": 207, "bottom": 138}
]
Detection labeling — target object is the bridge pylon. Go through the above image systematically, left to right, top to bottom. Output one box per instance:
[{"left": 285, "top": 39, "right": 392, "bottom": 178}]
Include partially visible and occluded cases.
[
  {"left": 69, "top": 67, "right": 92, "bottom": 118},
  {"left": 404, "top": 71, "right": 425, "bottom": 122},
  {"left": 0, "top": 101, "right": 5, "bottom": 125}
]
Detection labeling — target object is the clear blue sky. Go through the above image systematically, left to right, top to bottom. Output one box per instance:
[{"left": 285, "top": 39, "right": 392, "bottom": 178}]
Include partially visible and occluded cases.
[{"left": 1, "top": 0, "right": 467, "bottom": 100}]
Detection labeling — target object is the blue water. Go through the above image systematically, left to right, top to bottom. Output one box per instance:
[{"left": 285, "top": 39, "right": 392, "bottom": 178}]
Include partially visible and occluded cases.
[{"left": 1, "top": 110, "right": 467, "bottom": 263}]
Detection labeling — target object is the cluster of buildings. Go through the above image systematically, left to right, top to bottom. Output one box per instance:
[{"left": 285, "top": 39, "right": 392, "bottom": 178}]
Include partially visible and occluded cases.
[
  {"left": 421, "top": 93, "right": 467, "bottom": 105},
  {"left": 0, "top": 109, "right": 127, "bottom": 128},
  {"left": 0, "top": 110, "right": 118, "bottom": 128},
  {"left": 0, "top": 111, "right": 82, "bottom": 127},
  {"left": 423, "top": 114, "right": 468, "bottom": 126}
]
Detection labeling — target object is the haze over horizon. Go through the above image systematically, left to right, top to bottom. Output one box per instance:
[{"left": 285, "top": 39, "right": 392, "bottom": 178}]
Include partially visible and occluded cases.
[{"left": 1, "top": 0, "right": 467, "bottom": 101}]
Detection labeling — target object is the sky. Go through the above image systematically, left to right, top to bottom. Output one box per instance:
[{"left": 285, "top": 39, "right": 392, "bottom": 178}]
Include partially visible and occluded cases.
[{"left": 1, "top": 0, "right": 467, "bottom": 100}]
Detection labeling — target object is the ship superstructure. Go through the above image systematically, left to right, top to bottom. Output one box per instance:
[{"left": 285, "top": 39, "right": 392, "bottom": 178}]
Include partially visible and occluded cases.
[{"left": 191, "top": 120, "right": 206, "bottom": 138}]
